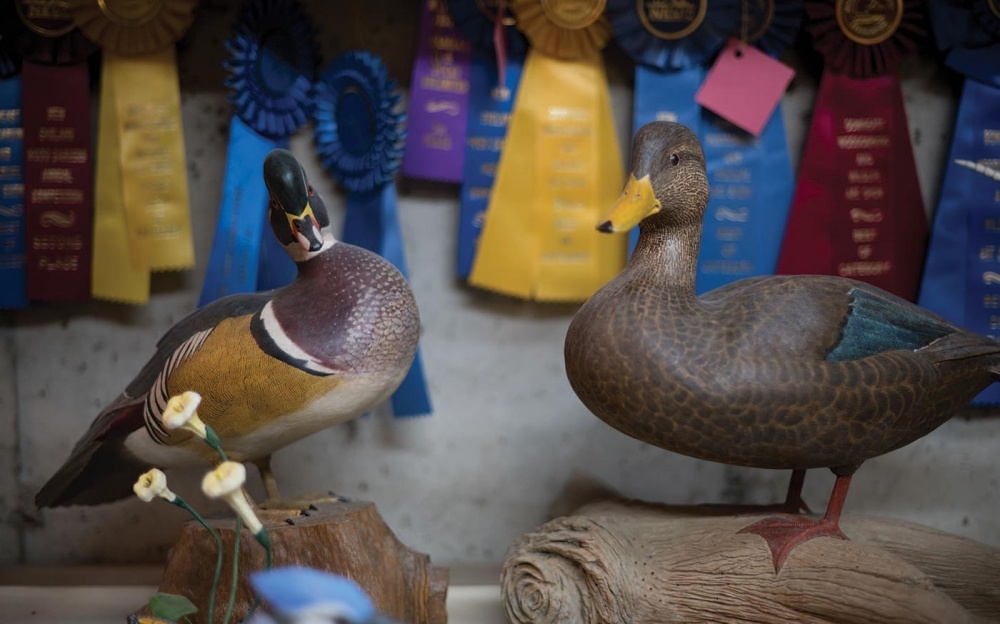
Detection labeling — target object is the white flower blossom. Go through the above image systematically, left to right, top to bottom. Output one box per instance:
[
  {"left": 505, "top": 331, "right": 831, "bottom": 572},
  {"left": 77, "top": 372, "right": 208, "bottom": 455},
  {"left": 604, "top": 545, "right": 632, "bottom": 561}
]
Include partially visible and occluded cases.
[
  {"left": 163, "top": 391, "right": 208, "bottom": 439},
  {"left": 202, "top": 461, "right": 263, "bottom": 535},
  {"left": 133, "top": 468, "right": 176, "bottom": 503}
]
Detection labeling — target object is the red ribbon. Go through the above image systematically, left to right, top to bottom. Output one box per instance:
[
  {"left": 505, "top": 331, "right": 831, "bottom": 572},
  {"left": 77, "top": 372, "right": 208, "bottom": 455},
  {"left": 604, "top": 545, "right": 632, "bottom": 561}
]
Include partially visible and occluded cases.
[
  {"left": 22, "top": 61, "right": 92, "bottom": 301},
  {"left": 777, "top": 71, "right": 926, "bottom": 300}
]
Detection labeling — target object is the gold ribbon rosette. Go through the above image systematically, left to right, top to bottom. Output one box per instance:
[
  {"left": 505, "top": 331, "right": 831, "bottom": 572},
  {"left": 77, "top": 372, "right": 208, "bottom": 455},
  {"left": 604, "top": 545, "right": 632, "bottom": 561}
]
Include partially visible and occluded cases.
[
  {"left": 68, "top": 0, "right": 198, "bottom": 303},
  {"left": 468, "top": 0, "right": 626, "bottom": 302}
]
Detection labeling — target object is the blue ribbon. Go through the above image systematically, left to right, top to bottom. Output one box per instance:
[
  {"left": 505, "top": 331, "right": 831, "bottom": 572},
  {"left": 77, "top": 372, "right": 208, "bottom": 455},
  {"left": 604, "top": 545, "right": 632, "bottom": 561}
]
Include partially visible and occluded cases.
[
  {"left": 200, "top": 0, "right": 316, "bottom": 307},
  {"left": 447, "top": 0, "right": 529, "bottom": 57},
  {"left": 928, "top": 0, "right": 1000, "bottom": 88},
  {"left": 456, "top": 50, "right": 522, "bottom": 279},
  {"left": 314, "top": 51, "right": 432, "bottom": 418},
  {"left": 0, "top": 72, "right": 25, "bottom": 309}
]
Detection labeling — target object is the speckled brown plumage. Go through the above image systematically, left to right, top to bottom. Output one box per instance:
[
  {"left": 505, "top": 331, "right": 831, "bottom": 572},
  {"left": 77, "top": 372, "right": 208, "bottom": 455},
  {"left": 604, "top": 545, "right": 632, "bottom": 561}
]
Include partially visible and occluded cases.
[{"left": 565, "top": 121, "right": 1000, "bottom": 475}]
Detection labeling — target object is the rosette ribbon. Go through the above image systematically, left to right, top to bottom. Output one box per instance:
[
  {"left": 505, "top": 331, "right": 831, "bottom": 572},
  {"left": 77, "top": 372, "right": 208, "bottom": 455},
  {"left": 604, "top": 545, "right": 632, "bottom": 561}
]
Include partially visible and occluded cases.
[
  {"left": 4, "top": 0, "right": 97, "bottom": 302},
  {"left": 69, "top": 0, "right": 197, "bottom": 304},
  {"left": 199, "top": 0, "right": 317, "bottom": 307},
  {"left": 401, "top": 0, "right": 472, "bottom": 183},
  {"left": 449, "top": 0, "right": 528, "bottom": 278},
  {"left": 468, "top": 0, "right": 627, "bottom": 301},
  {"left": 607, "top": 0, "right": 738, "bottom": 264},
  {"left": 776, "top": 0, "right": 928, "bottom": 301},
  {"left": 919, "top": 1, "right": 1000, "bottom": 404},
  {"left": 0, "top": 37, "right": 25, "bottom": 308},
  {"left": 313, "top": 51, "right": 432, "bottom": 418}
]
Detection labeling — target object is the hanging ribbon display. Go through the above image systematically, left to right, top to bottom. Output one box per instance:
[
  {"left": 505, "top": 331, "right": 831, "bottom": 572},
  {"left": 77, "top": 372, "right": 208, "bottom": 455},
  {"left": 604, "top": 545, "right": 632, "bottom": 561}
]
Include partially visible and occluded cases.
[
  {"left": 69, "top": 0, "right": 197, "bottom": 304},
  {"left": 199, "top": 0, "right": 317, "bottom": 307},
  {"left": 401, "top": 0, "right": 472, "bottom": 183},
  {"left": 449, "top": 0, "right": 527, "bottom": 279},
  {"left": 468, "top": 0, "right": 626, "bottom": 301},
  {"left": 606, "top": 0, "right": 739, "bottom": 257},
  {"left": 776, "top": 0, "right": 927, "bottom": 302},
  {"left": 7, "top": 1, "right": 96, "bottom": 303},
  {"left": 694, "top": 1, "right": 800, "bottom": 293},
  {"left": 919, "top": 1, "right": 1000, "bottom": 404},
  {"left": 0, "top": 37, "right": 25, "bottom": 309},
  {"left": 313, "top": 51, "right": 432, "bottom": 418}
]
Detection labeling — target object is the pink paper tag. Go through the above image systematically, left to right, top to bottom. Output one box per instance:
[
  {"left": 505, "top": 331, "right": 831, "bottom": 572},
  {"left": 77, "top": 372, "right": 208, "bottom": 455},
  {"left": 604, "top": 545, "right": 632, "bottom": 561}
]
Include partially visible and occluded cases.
[{"left": 695, "top": 39, "right": 794, "bottom": 137}]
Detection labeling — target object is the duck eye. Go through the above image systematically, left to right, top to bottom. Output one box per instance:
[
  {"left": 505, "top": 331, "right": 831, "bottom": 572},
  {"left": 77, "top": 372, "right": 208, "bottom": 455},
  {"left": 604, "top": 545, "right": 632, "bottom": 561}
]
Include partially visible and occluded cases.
[{"left": 669, "top": 153, "right": 679, "bottom": 166}]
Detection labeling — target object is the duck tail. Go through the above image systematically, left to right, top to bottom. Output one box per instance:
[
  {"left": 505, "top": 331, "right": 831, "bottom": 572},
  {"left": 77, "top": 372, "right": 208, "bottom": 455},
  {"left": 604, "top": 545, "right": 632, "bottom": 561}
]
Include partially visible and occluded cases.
[{"left": 36, "top": 439, "right": 148, "bottom": 507}]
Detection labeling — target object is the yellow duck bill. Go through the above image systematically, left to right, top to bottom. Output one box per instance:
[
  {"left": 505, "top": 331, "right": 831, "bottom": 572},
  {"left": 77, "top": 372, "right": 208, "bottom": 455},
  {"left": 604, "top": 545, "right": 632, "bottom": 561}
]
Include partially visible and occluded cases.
[{"left": 597, "top": 173, "right": 661, "bottom": 233}]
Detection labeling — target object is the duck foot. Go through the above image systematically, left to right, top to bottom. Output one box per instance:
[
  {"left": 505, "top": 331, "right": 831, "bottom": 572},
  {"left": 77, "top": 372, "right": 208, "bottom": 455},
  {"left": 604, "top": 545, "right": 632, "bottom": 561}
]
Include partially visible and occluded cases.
[
  {"left": 738, "top": 473, "right": 854, "bottom": 572},
  {"left": 737, "top": 514, "right": 847, "bottom": 572}
]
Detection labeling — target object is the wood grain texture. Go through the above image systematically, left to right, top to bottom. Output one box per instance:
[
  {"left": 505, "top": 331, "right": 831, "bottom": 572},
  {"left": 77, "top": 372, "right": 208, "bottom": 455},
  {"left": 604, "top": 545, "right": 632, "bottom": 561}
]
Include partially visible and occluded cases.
[
  {"left": 502, "top": 497, "right": 1000, "bottom": 624},
  {"left": 136, "top": 500, "right": 448, "bottom": 624}
]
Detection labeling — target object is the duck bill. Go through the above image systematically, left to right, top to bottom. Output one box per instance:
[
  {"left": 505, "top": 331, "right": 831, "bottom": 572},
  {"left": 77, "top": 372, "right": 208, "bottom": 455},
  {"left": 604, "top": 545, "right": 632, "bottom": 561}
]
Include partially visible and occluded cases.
[
  {"left": 597, "top": 173, "right": 661, "bottom": 233},
  {"left": 286, "top": 202, "right": 323, "bottom": 252}
]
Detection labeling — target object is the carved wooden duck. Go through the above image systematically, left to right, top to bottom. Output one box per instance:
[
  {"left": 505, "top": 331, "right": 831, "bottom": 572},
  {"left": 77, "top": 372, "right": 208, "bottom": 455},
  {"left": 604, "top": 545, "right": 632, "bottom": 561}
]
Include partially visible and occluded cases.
[
  {"left": 565, "top": 121, "right": 1000, "bottom": 571},
  {"left": 37, "top": 150, "right": 420, "bottom": 508}
]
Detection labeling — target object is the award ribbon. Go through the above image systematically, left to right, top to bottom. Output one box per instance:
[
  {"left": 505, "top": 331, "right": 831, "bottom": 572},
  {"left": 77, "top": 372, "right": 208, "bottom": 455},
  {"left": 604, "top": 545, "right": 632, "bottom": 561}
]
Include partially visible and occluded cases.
[
  {"left": 69, "top": 0, "right": 197, "bottom": 304},
  {"left": 199, "top": 0, "right": 317, "bottom": 307},
  {"left": 401, "top": 0, "right": 472, "bottom": 183},
  {"left": 449, "top": 0, "right": 528, "bottom": 279},
  {"left": 468, "top": 0, "right": 626, "bottom": 301},
  {"left": 606, "top": 0, "right": 739, "bottom": 256},
  {"left": 776, "top": 0, "right": 927, "bottom": 301},
  {"left": 11, "top": 1, "right": 96, "bottom": 302},
  {"left": 695, "top": 1, "right": 801, "bottom": 294},
  {"left": 919, "top": 1, "right": 1000, "bottom": 404},
  {"left": 0, "top": 42, "right": 25, "bottom": 308},
  {"left": 313, "top": 51, "right": 432, "bottom": 418}
]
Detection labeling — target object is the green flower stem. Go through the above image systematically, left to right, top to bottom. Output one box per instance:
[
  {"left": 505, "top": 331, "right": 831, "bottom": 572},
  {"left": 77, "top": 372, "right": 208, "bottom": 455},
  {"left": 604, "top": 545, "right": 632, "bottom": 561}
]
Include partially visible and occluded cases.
[
  {"left": 204, "top": 425, "right": 228, "bottom": 461},
  {"left": 170, "top": 497, "right": 223, "bottom": 624},
  {"left": 222, "top": 515, "right": 242, "bottom": 624},
  {"left": 242, "top": 528, "right": 274, "bottom": 620}
]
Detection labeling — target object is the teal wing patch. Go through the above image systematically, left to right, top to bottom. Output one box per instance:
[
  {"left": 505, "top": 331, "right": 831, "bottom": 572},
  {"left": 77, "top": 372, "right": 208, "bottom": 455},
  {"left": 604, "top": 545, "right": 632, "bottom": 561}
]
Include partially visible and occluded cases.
[{"left": 827, "top": 288, "right": 956, "bottom": 361}]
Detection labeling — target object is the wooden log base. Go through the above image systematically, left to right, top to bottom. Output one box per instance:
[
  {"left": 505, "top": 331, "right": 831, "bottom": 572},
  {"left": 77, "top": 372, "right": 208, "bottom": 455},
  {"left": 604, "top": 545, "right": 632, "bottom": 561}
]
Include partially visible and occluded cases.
[
  {"left": 502, "top": 496, "right": 1000, "bottom": 624},
  {"left": 132, "top": 500, "right": 448, "bottom": 624}
]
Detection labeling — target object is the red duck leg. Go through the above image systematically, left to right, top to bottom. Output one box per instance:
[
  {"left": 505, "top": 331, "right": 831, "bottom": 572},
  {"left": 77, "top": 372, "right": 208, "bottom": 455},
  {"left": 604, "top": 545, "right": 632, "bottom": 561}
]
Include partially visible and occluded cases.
[{"left": 738, "top": 473, "right": 852, "bottom": 572}]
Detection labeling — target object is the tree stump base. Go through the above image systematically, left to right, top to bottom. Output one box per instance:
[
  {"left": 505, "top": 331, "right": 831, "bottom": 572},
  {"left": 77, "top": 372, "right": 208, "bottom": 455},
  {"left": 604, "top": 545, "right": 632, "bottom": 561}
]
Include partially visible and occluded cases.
[
  {"left": 502, "top": 496, "right": 1000, "bottom": 624},
  {"left": 133, "top": 500, "right": 448, "bottom": 624}
]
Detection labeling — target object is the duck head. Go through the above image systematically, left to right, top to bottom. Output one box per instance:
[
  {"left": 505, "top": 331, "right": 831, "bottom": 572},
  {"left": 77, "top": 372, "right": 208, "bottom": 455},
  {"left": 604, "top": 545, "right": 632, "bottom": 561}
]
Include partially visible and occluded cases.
[
  {"left": 597, "top": 121, "right": 708, "bottom": 233},
  {"left": 263, "top": 149, "right": 333, "bottom": 262}
]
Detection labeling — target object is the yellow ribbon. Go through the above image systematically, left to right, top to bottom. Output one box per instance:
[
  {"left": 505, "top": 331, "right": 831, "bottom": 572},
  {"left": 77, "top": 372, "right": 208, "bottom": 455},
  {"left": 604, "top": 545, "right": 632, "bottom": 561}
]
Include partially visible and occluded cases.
[
  {"left": 469, "top": 50, "right": 625, "bottom": 301},
  {"left": 92, "top": 52, "right": 149, "bottom": 304}
]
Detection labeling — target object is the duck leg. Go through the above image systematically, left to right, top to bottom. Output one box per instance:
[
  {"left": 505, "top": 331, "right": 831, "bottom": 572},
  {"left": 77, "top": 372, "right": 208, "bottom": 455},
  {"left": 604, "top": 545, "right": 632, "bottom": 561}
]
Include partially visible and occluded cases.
[
  {"left": 251, "top": 455, "right": 350, "bottom": 513},
  {"left": 252, "top": 455, "right": 283, "bottom": 504},
  {"left": 783, "top": 468, "right": 812, "bottom": 514},
  {"left": 737, "top": 472, "right": 853, "bottom": 572}
]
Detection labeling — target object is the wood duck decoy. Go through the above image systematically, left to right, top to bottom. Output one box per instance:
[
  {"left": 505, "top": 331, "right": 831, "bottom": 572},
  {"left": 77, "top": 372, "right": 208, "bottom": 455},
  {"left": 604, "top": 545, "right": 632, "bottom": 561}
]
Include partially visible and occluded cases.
[
  {"left": 565, "top": 121, "right": 1000, "bottom": 571},
  {"left": 37, "top": 149, "right": 420, "bottom": 508}
]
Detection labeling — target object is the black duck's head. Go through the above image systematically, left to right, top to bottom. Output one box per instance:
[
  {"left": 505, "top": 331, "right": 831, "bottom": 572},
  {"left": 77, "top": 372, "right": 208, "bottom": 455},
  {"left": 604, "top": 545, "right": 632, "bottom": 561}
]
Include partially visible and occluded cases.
[
  {"left": 597, "top": 121, "right": 708, "bottom": 233},
  {"left": 263, "top": 149, "right": 333, "bottom": 261}
]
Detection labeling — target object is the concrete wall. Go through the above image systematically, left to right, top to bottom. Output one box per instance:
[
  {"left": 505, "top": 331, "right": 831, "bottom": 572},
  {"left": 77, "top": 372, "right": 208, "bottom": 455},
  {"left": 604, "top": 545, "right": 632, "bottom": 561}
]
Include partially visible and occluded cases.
[{"left": 3, "top": 1, "right": 999, "bottom": 568}]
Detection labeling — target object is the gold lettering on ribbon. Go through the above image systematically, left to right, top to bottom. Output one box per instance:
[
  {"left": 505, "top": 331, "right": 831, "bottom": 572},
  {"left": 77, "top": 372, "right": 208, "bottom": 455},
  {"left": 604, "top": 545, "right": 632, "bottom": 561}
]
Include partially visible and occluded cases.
[
  {"left": 16, "top": 0, "right": 75, "bottom": 37},
  {"left": 637, "top": 0, "right": 707, "bottom": 41},
  {"left": 835, "top": 0, "right": 902, "bottom": 46}
]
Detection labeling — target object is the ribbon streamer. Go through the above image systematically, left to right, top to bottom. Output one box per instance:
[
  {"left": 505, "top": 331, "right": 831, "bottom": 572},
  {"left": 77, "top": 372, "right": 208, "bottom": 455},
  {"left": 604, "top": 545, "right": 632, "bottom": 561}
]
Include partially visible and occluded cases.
[
  {"left": 70, "top": 0, "right": 197, "bottom": 304},
  {"left": 200, "top": 0, "right": 317, "bottom": 307},
  {"left": 401, "top": 0, "right": 472, "bottom": 183},
  {"left": 449, "top": 0, "right": 527, "bottom": 279},
  {"left": 469, "top": 0, "right": 627, "bottom": 301},
  {"left": 777, "top": 0, "right": 927, "bottom": 301},
  {"left": 919, "top": 1, "right": 1000, "bottom": 404},
  {"left": 9, "top": 2, "right": 96, "bottom": 302},
  {"left": 0, "top": 42, "right": 25, "bottom": 308},
  {"left": 313, "top": 50, "right": 432, "bottom": 418}
]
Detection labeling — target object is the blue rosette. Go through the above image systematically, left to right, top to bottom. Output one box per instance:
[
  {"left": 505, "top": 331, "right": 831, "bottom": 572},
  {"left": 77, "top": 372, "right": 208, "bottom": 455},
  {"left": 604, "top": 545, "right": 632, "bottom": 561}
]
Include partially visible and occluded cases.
[
  {"left": 199, "top": 0, "right": 318, "bottom": 307},
  {"left": 447, "top": 0, "right": 529, "bottom": 57},
  {"left": 606, "top": 0, "right": 740, "bottom": 70},
  {"left": 747, "top": 0, "right": 803, "bottom": 58},
  {"left": 928, "top": 0, "right": 1000, "bottom": 87},
  {"left": 313, "top": 50, "right": 432, "bottom": 418}
]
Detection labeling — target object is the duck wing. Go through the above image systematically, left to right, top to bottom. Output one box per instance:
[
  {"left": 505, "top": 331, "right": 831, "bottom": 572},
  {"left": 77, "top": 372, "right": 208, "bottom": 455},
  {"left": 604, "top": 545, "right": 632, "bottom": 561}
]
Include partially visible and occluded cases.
[{"left": 36, "top": 292, "right": 273, "bottom": 507}]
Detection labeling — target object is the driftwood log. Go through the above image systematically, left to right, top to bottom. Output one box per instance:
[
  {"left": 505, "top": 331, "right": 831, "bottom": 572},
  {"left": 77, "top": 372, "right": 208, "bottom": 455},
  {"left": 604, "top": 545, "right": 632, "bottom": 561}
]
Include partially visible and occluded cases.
[
  {"left": 502, "top": 493, "right": 1000, "bottom": 624},
  {"left": 134, "top": 500, "right": 448, "bottom": 624}
]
